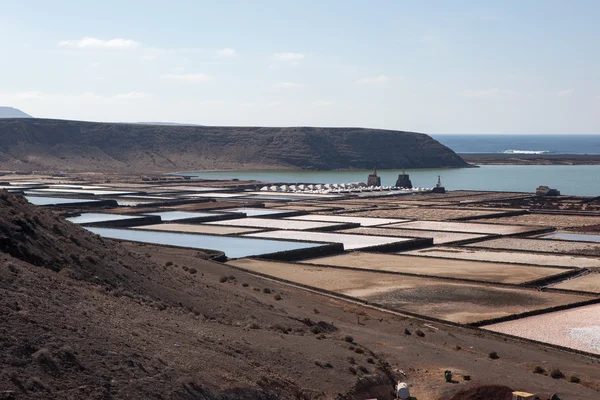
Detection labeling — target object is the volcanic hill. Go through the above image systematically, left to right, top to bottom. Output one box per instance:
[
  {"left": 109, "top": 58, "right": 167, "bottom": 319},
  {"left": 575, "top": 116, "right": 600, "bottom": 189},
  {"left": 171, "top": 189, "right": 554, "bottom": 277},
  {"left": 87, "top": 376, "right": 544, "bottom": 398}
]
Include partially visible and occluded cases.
[
  {"left": 0, "top": 107, "right": 32, "bottom": 119},
  {"left": 0, "top": 118, "right": 468, "bottom": 172}
]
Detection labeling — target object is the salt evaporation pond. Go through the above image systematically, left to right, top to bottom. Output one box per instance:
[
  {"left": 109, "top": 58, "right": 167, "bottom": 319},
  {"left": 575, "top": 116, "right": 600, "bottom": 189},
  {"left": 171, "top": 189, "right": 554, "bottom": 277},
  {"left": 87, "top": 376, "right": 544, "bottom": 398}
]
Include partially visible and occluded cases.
[
  {"left": 25, "top": 196, "right": 98, "bottom": 206},
  {"left": 220, "top": 208, "right": 293, "bottom": 217},
  {"left": 146, "top": 211, "right": 218, "bottom": 221},
  {"left": 67, "top": 213, "right": 141, "bottom": 224},
  {"left": 85, "top": 227, "right": 326, "bottom": 259},
  {"left": 541, "top": 232, "right": 600, "bottom": 243},
  {"left": 485, "top": 303, "right": 600, "bottom": 355}
]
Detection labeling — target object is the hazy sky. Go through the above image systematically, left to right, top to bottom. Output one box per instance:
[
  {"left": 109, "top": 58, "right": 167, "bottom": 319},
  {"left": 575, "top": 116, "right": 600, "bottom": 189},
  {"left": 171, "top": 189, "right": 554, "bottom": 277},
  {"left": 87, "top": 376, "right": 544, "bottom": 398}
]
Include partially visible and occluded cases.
[{"left": 1, "top": 0, "right": 599, "bottom": 133}]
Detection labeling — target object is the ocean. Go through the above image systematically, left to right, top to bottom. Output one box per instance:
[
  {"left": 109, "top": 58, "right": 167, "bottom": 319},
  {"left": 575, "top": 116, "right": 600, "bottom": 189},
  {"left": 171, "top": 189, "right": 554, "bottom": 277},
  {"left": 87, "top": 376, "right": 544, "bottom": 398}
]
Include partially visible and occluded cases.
[
  {"left": 176, "top": 134, "right": 600, "bottom": 197},
  {"left": 431, "top": 134, "right": 600, "bottom": 155}
]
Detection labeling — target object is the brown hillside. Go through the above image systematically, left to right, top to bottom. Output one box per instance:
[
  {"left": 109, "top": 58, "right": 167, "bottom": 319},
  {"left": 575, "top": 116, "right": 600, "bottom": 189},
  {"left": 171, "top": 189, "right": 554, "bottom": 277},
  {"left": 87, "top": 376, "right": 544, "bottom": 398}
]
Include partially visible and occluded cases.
[{"left": 0, "top": 118, "right": 468, "bottom": 172}]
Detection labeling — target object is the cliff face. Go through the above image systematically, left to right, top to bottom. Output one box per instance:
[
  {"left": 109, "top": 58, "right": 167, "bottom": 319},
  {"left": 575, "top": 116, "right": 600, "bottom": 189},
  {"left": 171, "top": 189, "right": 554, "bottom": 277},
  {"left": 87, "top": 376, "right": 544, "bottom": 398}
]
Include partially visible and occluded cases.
[{"left": 0, "top": 118, "right": 468, "bottom": 172}]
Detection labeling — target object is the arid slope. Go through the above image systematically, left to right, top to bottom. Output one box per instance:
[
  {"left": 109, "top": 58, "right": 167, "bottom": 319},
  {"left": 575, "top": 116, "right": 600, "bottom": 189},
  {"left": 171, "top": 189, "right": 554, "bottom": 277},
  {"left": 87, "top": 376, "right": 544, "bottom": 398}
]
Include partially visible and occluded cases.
[{"left": 0, "top": 118, "right": 468, "bottom": 172}]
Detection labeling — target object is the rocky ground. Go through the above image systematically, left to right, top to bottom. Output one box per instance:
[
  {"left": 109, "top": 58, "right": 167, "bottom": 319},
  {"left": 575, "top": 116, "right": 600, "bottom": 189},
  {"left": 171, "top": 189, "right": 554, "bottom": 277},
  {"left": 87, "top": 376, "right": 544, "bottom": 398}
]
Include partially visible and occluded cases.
[{"left": 1, "top": 191, "right": 599, "bottom": 399}]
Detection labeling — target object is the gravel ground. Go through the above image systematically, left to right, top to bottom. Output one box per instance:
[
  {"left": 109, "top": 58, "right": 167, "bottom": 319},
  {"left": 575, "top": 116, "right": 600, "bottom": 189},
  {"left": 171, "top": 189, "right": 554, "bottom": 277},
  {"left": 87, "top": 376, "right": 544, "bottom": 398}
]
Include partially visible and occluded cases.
[
  {"left": 476, "top": 214, "right": 600, "bottom": 228},
  {"left": 466, "top": 237, "right": 600, "bottom": 256},
  {"left": 405, "top": 246, "right": 600, "bottom": 268},
  {"left": 485, "top": 304, "right": 600, "bottom": 355}
]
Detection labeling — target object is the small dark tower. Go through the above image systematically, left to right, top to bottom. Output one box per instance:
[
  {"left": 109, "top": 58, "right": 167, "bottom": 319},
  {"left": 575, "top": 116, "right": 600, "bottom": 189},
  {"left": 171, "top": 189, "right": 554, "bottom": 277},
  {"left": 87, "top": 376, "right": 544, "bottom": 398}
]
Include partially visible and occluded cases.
[
  {"left": 367, "top": 166, "right": 381, "bottom": 186},
  {"left": 395, "top": 168, "right": 413, "bottom": 188},
  {"left": 431, "top": 175, "right": 446, "bottom": 193}
]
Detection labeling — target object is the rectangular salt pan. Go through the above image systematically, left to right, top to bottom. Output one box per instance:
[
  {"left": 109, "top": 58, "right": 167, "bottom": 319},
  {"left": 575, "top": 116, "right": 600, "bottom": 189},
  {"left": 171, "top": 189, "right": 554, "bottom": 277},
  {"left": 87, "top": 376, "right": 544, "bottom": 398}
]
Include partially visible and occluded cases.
[
  {"left": 26, "top": 196, "right": 98, "bottom": 206},
  {"left": 146, "top": 211, "right": 218, "bottom": 221},
  {"left": 67, "top": 213, "right": 141, "bottom": 224},
  {"left": 287, "top": 214, "right": 408, "bottom": 227},
  {"left": 206, "top": 217, "right": 345, "bottom": 231},
  {"left": 86, "top": 227, "right": 325, "bottom": 259},
  {"left": 245, "top": 230, "right": 411, "bottom": 250},
  {"left": 541, "top": 232, "right": 600, "bottom": 243}
]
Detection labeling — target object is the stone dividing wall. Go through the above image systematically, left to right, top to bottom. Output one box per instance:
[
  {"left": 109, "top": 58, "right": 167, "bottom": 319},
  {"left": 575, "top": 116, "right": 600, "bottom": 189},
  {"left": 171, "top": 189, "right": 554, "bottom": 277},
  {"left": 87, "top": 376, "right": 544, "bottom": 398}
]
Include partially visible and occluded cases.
[
  {"left": 79, "top": 215, "right": 162, "bottom": 228},
  {"left": 256, "top": 243, "right": 345, "bottom": 262}
]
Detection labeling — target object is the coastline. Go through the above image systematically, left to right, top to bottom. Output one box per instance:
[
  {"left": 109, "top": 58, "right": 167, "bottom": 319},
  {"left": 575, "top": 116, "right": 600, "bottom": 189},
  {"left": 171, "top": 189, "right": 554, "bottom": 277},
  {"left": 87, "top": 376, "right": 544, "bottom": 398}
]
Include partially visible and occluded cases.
[{"left": 460, "top": 153, "right": 600, "bottom": 165}]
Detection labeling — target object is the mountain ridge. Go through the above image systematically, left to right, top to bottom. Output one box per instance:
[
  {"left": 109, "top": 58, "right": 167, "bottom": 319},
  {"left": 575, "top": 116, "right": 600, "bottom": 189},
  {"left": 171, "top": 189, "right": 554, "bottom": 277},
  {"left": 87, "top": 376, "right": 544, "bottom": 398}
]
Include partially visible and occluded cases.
[
  {"left": 0, "top": 106, "right": 32, "bottom": 119},
  {"left": 0, "top": 118, "right": 468, "bottom": 172}
]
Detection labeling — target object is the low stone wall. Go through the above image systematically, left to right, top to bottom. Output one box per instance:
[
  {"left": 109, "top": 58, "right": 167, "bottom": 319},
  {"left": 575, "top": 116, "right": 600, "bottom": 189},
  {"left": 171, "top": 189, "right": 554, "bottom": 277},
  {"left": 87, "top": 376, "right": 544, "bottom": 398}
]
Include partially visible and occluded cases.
[{"left": 256, "top": 243, "right": 344, "bottom": 262}]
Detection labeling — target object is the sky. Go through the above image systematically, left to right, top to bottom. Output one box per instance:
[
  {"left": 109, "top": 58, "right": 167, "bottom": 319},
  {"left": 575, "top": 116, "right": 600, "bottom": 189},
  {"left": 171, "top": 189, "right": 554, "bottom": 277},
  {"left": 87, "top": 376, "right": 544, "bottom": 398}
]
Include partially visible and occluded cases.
[{"left": 1, "top": 0, "right": 599, "bottom": 134}]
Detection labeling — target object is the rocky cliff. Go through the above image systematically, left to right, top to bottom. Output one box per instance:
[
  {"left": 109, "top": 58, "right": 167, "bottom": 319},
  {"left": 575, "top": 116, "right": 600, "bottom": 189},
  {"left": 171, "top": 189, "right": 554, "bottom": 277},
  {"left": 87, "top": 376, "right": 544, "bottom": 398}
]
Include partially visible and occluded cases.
[{"left": 0, "top": 118, "right": 468, "bottom": 172}]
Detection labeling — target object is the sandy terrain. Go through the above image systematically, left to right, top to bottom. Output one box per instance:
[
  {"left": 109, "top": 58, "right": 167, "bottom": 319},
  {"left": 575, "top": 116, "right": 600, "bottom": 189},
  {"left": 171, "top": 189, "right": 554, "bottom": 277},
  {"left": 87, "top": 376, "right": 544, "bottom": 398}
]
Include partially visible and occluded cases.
[
  {"left": 346, "top": 207, "right": 506, "bottom": 221},
  {"left": 476, "top": 213, "right": 600, "bottom": 228},
  {"left": 385, "top": 220, "right": 543, "bottom": 235},
  {"left": 133, "top": 223, "right": 262, "bottom": 235},
  {"left": 340, "top": 227, "right": 487, "bottom": 244},
  {"left": 244, "top": 230, "right": 411, "bottom": 250},
  {"left": 466, "top": 237, "right": 600, "bottom": 256},
  {"left": 405, "top": 246, "right": 600, "bottom": 268},
  {"left": 300, "top": 252, "right": 567, "bottom": 284},
  {"left": 227, "top": 259, "right": 589, "bottom": 324},
  {"left": 553, "top": 273, "right": 600, "bottom": 293},
  {"left": 485, "top": 304, "right": 600, "bottom": 355}
]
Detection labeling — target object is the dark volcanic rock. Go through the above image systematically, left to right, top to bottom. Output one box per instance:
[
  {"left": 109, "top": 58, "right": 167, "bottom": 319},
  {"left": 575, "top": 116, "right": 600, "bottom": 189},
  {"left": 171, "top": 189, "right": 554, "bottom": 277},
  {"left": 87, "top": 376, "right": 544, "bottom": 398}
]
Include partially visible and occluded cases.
[{"left": 0, "top": 118, "right": 468, "bottom": 172}]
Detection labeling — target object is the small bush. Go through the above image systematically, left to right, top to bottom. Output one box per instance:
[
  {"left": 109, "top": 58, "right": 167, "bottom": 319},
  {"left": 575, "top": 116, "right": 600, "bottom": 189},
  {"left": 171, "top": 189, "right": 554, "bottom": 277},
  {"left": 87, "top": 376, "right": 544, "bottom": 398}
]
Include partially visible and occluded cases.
[
  {"left": 165, "top": 261, "right": 173, "bottom": 266},
  {"left": 182, "top": 265, "right": 189, "bottom": 271},
  {"left": 188, "top": 268, "right": 197, "bottom": 274},
  {"left": 228, "top": 275, "right": 236, "bottom": 281},
  {"left": 219, "top": 276, "right": 228, "bottom": 283},
  {"left": 242, "top": 283, "right": 249, "bottom": 287},
  {"left": 263, "top": 288, "right": 271, "bottom": 294},
  {"left": 273, "top": 294, "right": 282, "bottom": 301},
  {"left": 313, "top": 308, "right": 320, "bottom": 314},
  {"left": 311, "top": 326, "right": 323, "bottom": 334},
  {"left": 404, "top": 328, "right": 411, "bottom": 335},
  {"left": 415, "top": 329, "right": 425, "bottom": 337},
  {"left": 344, "top": 336, "right": 354, "bottom": 343},
  {"left": 455, "top": 345, "right": 462, "bottom": 351},
  {"left": 354, "top": 348, "right": 364, "bottom": 354},
  {"left": 489, "top": 351, "right": 499, "bottom": 360},
  {"left": 348, "top": 357, "right": 356, "bottom": 364},
  {"left": 366, "top": 357, "right": 375, "bottom": 364},
  {"left": 314, "top": 360, "right": 323, "bottom": 367},
  {"left": 324, "top": 362, "right": 333, "bottom": 369},
  {"left": 348, "top": 366, "right": 357, "bottom": 375},
  {"left": 358, "top": 366, "right": 369, "bottom": 373},
  {"left": 533, "top": 366, "right": 545, "bottom": 374},
  {"left": 550, "top": 368, "right": 564, "bottom": 379},
  {"left": 570, "top": 375, "right": 581, "bottom": 383}
]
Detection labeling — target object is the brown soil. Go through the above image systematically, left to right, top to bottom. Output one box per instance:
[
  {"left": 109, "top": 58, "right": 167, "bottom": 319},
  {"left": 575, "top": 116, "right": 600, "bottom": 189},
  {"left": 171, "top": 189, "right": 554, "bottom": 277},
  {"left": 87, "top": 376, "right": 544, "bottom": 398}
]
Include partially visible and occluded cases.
[{"left": 444, "top": 385, "right": 513, "bottom": 400}]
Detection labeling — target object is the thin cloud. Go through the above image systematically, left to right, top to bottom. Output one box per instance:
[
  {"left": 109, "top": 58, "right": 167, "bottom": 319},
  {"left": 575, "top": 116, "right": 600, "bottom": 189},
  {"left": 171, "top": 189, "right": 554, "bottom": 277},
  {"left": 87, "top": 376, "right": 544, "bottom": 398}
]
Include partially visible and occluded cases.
[
  {"left": 58, "top": 37, "right": 140, "bottom": 49},
  {"left": 217, "top": 48, "right": 237, "bottom": 57},
  {"left": 273, "top": 52, "right": 305, "bottom": 62},
  {"left": 141, "top": 54, "right": 158, "bottom": 61},
  {"left": 162, "top": 73, "right": 213, "bottom": 83},
  {"left": 356, "top": 75, "right": 389, "bottom": 85},
  {"left": 275, "top": 82, "right": 304, "bottom": 89},
  {"left": 459, "top": 88, "right": 521, "bottom": 98},
  {"left": 557, "top": 89, "right": 574, "bottom": 97},
  {"left": 114, "top": 91, "right": 152, "bottom": 100},
  {"left": 312, "top": 100, "right": 333, "bottom": 107}
]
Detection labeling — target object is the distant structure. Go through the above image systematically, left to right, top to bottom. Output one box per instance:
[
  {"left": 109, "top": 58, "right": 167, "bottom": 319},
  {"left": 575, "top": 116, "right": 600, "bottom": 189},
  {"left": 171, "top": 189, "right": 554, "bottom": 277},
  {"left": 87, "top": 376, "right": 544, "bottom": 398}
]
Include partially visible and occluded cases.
[
  {"left": 367, "top": 167, "right": 381, "bottom": 186},
  {"left": 395, "top": 169, "right": 413, "bottom": 188},
  {"left": 431, "top": 175, "right": 446, "bottom": 193},
  {"left": 536, "top": 185, "right": 560, "bottom": 196}
]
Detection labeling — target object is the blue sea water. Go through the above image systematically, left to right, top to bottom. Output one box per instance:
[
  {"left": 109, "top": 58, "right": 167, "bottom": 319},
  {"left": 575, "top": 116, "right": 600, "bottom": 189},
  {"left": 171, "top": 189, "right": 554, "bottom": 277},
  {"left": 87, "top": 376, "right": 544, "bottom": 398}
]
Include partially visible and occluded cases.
[{"left": 431, "top": 134, "right": 600, "bottom": 154}]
